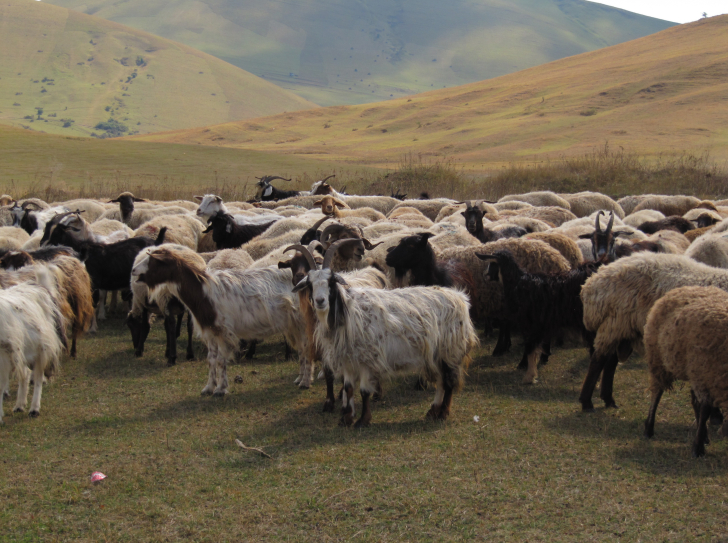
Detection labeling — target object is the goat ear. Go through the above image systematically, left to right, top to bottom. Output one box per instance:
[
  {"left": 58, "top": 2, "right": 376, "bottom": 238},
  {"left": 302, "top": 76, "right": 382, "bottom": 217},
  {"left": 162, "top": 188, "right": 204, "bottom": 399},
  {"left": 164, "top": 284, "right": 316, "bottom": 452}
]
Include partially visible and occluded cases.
[
  {"left": 194, "top": 196, "right": 203, "bottom": 202},
  {"left": 215, "top": 196, "right": 222, "bottom": 203},
  {"left": 133, "top": 197, "right": 147, "bottom": 202},
  {"left": 108, "top": 198, "right": 119, "bottom": 203},
  {"left": 333, "top": 198, "right": 348, "bottom": 209},
  {"left": 313, "top": 200, "right": 323, "bottom": 206},
  {"left": 225, "top": 222, "right": 233, "bottom": 234},
  {"left": 202, "top": 224, "right": 213, "bottom": 233},
  {"left": 418, "top": 232, "right": 435, "bottom": 243},
  {"left": 578, "top": 233, "right": 594, "bottom": 239},
  {"left": 475, "top": 253, "right": 498, "bottom": 262},
  {"left": 278, "top": 260, "right": 291, "bottom": 269},
  {"left": 334, "top": 274, "right": 348, "bottom": 286},
  {"left": 292, "top": 277, "right": 310, "bottom": 293}
]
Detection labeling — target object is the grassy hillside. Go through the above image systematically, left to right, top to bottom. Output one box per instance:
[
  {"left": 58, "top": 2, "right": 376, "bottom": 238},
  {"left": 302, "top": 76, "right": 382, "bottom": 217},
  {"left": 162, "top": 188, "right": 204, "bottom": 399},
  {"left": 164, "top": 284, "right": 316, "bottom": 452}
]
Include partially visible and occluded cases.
[
  {"left": 0, "top": 0, "right": 315, "bottom": 138},
  {"left": 42, "top": 0, "right": 674, "bottom": 106},
  {"left": 134, "top": 15, "right": 728, "bottom": 166},
  {"left": 0, "top": 123, "right": 373, "bottom": 200}
]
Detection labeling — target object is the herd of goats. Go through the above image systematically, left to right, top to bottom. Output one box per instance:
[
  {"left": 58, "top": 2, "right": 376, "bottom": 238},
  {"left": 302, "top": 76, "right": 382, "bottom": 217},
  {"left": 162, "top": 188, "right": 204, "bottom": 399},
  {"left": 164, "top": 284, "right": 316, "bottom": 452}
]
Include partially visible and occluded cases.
[{"left": 2, "top": 174, "right": 728, "bottom": 457}]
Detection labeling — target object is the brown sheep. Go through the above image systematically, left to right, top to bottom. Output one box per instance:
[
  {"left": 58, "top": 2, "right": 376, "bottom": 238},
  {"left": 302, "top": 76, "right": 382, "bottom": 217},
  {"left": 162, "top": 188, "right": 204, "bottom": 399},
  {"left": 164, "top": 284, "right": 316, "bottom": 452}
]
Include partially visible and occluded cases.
[{"left": 643, "top": 286, "right": 728, "bottom": 457}]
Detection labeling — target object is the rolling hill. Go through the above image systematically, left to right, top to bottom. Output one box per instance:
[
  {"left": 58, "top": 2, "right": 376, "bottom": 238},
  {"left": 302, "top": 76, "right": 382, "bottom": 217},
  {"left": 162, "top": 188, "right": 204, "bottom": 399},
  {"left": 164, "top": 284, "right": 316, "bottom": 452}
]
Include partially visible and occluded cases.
[
  {"left": 0, "top": 0, "right": 315, "bottom": 138},
  {"left": 42, "top": 0, "right": 674, "bottom": 106},
  {"left": 133, "top": 15, "right": 728, "bottom": 166}
]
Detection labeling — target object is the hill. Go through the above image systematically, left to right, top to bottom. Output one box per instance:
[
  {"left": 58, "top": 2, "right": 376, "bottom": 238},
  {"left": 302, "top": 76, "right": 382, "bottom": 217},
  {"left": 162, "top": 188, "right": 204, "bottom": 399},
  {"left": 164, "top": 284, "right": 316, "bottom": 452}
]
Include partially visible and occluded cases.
[
  {"left": 0, "top": 0, "right": 315, "bottom": 138},
  {"left": 42, "top": 0, "right": 674, "bottom": 106},
  {"left": 133, "top": 15, "right": 728, "bottom": 166}
]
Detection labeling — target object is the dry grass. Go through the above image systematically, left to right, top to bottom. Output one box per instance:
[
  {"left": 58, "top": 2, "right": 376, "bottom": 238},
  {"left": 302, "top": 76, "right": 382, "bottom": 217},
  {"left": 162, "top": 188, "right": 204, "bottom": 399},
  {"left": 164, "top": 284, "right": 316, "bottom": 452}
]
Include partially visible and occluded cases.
[
  {"left": 133, "top": 15, "right": 728, "bottom": 168},
  {"left": 3, "top": 313, "right": 728, "bottom": 542}
]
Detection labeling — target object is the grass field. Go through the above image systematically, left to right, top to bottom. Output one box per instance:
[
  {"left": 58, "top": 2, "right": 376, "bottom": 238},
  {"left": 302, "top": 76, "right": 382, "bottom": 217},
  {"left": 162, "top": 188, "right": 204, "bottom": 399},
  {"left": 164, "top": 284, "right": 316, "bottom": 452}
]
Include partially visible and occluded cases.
[{"left": 3, "top": 312, "right": 728, "bottom": 542}]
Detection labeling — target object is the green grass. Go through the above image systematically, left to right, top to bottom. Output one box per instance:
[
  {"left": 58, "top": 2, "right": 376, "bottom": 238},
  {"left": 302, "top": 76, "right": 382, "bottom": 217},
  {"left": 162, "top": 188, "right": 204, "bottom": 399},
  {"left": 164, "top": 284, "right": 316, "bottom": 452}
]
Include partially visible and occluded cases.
[
  {"left": 41, "top": 0, "right": 674, "bottom": 107},
  {"left": 3, "top": 313, "right": 728, "bottom": 541}
]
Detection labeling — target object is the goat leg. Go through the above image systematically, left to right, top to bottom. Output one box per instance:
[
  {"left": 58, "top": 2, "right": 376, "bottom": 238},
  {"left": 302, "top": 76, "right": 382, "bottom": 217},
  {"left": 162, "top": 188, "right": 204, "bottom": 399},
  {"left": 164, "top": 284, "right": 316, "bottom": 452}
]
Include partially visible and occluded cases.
[
  {"left": 185, "top": 312, "right": 194, "bottom": 360},
  {"left": 164, "top": 314, "right": 177, "bottom": 366},
  {"left": 492, "top": 322, "right": 511, "bottom": 356},
  {"left": 599, "top": 352, "right": 620, "bottom": 409},
  {"left": 323, "top": 367, "right": 336, "bottom": 413},
  {"left": 339, "top": 381, "right": 355, "bottom": 427},
  {"left": 354, "top": 390, "right": 372, "bottom": 428},
  {"left": 693, "top": 400, "right": 713, "bottom": 458}
]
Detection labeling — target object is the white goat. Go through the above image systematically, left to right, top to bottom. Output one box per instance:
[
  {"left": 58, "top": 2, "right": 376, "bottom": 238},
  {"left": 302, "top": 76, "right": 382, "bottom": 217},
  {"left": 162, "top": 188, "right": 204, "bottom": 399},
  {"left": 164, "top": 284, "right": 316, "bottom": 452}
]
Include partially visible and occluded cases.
[{"left": 194, "top": 194, "right": 281, "bottom": 226}]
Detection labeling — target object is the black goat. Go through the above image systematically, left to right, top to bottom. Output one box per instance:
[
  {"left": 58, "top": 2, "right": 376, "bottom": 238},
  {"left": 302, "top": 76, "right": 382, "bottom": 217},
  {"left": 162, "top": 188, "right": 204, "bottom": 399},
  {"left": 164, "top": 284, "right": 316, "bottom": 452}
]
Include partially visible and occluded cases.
[
  {"left": 254, "top": 175, "right": 297, "bottom": 201},
  {"left": 391, "top": 188, "right": 407, "bottom": 200},
  {"left": 460, "top": 201, "right": 526, "bottom": 243},
  {"left": 203, "top": 211, "right": 276, "bottom": 249},
  {"left": 300, "top": 216, "right": 330, "bottom": 246},
  {"left": 637, "top": 216, "right": 695, "bottom": 235},
  {"left": 44, "top": 223, "right": 167, "bottom": 292},
  {"left": 386, "top": 232, "right": 457, "bottom": 287},
  {"left": 477, "top": 250, "right": 601, "bottom": 384},
  {"left": 126, "top": 296, "right": 194, "bottom": 367}
]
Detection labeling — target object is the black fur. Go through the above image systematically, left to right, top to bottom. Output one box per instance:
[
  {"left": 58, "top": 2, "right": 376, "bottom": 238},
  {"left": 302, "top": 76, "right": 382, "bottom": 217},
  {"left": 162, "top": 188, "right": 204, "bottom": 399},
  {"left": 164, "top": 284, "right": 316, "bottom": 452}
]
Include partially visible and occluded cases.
[
  {"left": 461, "top": 206, "right": 526, "bottom": 243},
  {"left": 203, "top": 212, "right": 276, "bottom": 249},
  {"left": 45, "top": 224, "right": 166, "bottom": 292},
  {"left": 385, "top": 233, "right": 453, "bottom": 286}
]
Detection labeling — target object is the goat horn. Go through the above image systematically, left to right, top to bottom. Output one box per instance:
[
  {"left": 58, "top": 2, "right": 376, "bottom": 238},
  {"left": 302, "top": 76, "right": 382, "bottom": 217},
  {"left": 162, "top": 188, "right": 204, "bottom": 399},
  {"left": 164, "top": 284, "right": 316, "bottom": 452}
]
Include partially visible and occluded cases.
[
  {"left": 320, "top": 174, "right": 336, "bottom": 183},
  {"left": 21, "top": 201, "right": 42, "bottom": 210},
  {"left": 594, "top": 210, "right": 604, "bottom": 233},
  {"left": 606, "top": 211, "right": 615, "bottom": 234},
  {"left": 310, "top": 216, "right": 330, "bottom": 231},
  {"left": 322, "top": 239, "right": 362, "bottom": 270},
  {"left": 283, "top": 245, "right": 318, "bottom": 271}
]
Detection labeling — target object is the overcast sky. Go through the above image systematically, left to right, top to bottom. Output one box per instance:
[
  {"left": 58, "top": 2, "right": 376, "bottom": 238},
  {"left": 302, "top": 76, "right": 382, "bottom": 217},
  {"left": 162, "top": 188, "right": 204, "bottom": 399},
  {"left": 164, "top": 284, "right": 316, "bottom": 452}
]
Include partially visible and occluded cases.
[{"left": 586, "top": 1, "right": 728, "bottom": 23}]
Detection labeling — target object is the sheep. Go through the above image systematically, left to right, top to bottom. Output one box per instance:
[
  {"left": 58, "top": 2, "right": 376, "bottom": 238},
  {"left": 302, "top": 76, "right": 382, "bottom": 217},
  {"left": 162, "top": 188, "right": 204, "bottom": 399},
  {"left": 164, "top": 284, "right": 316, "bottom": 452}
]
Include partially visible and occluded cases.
[
  {"left": 254, "top": 175, "right": 297, "bottom": 201},
  {"left": 498, "top": 191, "right": 571, "bottom": 210},
  {"left": 101, "top": 192, "right": 190, "bottom": 229},
  {"left": 560, "top": 192, "right": 625, "bottom": 219},
  {"left": 0, "top": 195, "right": 13, "bottom": 206},
  {"left": 338, "top": 195, "right": 400, "bottom": 216},
  {"left": 617, "top": 195, "right": 649, "bottom": 216},
  {"left": 631, "top": 195, "right": 701, "bottom": 217},
  {"left": 54, "top": 199, "right": 106, "bottom": 222},
  {"left": 388, "top": 199, "right": 454, "bottom": 222},
  {"left": 436, "top": 201, "right": 499, "bottom": 224},
  {"left": 460, "top": 201, "right": 526, "bottom": 243},
  {"left": 493, "top": 201, "right": 533, "bottom": 212},
  {"left": 514, "top": 206, "right": 577, "bottom": 227},
  {"left": 683, "top": 208, "right": 722, "bottom": 226},
  {"left": 202, "top": 211, "right": 277, "bottom": 249},
  {"left": 133, "top": 214, "right": 204, "bottom": 251},
  {"left": 490, "top": 216, "right": 552, "bottom": 233},
  {"left": 637, "top": 216, "right": 695, "bottom": 235},
  {"left": 362, "top": 222, "right": 410, "bottom": 240},
  {"left": 428, "top": 225, "right": 482, "bottom": 251},
  {"left": 685, "top": 225, "right": 714, "bottom": 243},
  {"left": 0, "top": 226, "right": 30, "bottom": 250},
  {"left": 244, "top": 229, "right": 307, "bottom": 261},
  {"left": 644, "top": 230, "right": 690, "bottom": 254},
  {"left": 524, "top": 232, "right": 583, "bottom": 268},
  {"left": 685, "top": 234, "right": 728, "bottom": 269},
  {"left": 292, "top": 241, "right": 478, "bottom": 426},
  {"left": 279, "top": 242, "right": 389, "bottom": 397},
  {"left": 131, "top": 245, "right": 307, "bottom": 396},
  {"left": 0, "top": 247, "right": 77, "bottom": 270},
  {"left": 127, "top": 247, "right": 194, "bottom": 366},
  {"left": 206, "top": 249, "right": 255, "bottom": 270},
  {"left": 580, "top": 252, "right": 728, "bottom": 412},
  {"left": 0, "top": 266, "right": 67, "bottom": 420},
  {"left": 642, "top": 286, "right": 728, "bottom": 457}
]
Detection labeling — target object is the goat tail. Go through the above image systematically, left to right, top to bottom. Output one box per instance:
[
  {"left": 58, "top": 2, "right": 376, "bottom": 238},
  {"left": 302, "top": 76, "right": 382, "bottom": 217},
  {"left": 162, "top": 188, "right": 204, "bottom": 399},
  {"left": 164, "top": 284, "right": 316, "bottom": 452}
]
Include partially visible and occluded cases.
[{"left": 155, "top": 227, "right": 168, "bottom": 245}]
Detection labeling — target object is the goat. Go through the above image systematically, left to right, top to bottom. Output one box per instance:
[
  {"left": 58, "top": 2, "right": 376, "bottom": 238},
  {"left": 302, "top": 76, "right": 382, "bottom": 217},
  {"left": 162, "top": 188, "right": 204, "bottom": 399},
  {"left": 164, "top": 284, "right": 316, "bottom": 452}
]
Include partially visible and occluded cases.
[
  {"left": 254, "top": 175, "right": 297, "bottom": 201},
  {"left": 11, "top": 201, "right": 68, "bottom": 235},
  {"left": 460, "top": 201, "right": 526, "bottom": 243},
  {"left": 203, "top": 211, "right": 276, "bottom": 249},
  {"left": 42, "top": 220, "right": 167, "bottom": 322},
  {"left": 292, "top": 240, "right": 478, "bottom": 427},
  {"left": 131, "top": 245, "right": 306, "bottom": 396},
  {"left": 127, "top": 247, "right": 194, "bottom": 366},
  {"left": 0, "top": 266, "right": 67, "bottom": 420}
]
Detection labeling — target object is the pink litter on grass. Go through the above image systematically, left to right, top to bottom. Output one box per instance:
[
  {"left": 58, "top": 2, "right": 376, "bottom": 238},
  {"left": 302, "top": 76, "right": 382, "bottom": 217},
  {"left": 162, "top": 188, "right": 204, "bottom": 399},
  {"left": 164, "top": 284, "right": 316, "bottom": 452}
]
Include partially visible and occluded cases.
[{"left": 91, "top": 472, "right": 106, "bottom": 482}]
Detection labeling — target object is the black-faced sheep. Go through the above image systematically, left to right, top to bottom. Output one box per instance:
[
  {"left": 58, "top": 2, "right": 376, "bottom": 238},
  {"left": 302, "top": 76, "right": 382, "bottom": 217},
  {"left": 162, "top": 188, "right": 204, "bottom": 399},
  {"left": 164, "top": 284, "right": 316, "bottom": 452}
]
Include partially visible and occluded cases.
[
  {"left": 460, "top": 201, "right": 526, "bottom": 243},
  {"left": 643, "top": 286, "right": 728, "bottom": 457}
]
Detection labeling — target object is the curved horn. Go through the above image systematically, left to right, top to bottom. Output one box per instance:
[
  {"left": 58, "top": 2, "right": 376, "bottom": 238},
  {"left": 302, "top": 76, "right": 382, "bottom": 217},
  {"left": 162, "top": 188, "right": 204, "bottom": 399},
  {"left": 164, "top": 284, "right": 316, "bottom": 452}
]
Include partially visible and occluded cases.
[
  {"left": 320, "top": 174, "right": 336, "bottom": 183},
  {"left": 257, "top": 175, "right": 292, "bottom": 183},
  {"left": 21, "top": 201, "right": 42, "bottom": 211},
  {"left": 594, "top": 210, "right": 604, "bottom": 233},
  {"left": 606, "top": 211, "right": 615, "bottom": 233},
  {"left": 310, "top": 215, "right": 330, "bottom": 231},
  {"left": 320, "top": 223, "right": 349, "bottom": 247},
  {"left": 322, "top": 239, "right": 362, "bottom": 270},
  {"left": 283, "top": 245, "right": 318, "bottom": 271}
]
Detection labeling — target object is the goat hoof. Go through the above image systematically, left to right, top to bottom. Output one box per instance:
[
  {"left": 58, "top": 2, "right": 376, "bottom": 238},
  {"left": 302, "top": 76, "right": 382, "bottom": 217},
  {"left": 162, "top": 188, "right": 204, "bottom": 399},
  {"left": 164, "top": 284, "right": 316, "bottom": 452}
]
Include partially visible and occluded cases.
[
  {"left": 491, "top": 348, "right": 508, "bottom": 357},
  {"left": 134, "top": 351, "right": 143, "bottom": 358},
  {"left": 186, "top": 352, "right": 195, "bottom": 361},
  {"left": 539, "top": 354, "right": 549, "bottom": 366},
  {"left": 166, "top": 360, "right": 176, "bottom": 367},
  {"left": 293, "top": 376, "right": 302, "bottom": 385},
  {"left": 522, "top": 376, "right": 537, "bottom": 385},
  {"left": 298, "top": 383, "right": 311, "bottom": 390},
  {"left": 200, "top": 389, "right": 214, "bottom": 396},
  {"left": 212, "top": 390, "right": 228, "bottom": 397},
  {"left": 2, "top": 392, "right": 9, "bottom": 400},
  {"left": 372, "top": 393, "right": 381, "bottom": 402},
  {"left": 323, "top": 400, "right": 335, "bottom": 413},
  {"left": 603, "top": 400, "right": 618, "bottom": 409},
  {"left": 581, "top": 403, "right": 595, "bottom": 413},
  {"left": 426, "top": 405, "right": 440, "bottom": 420},
  {"left": 13, "top": 407, "right": 24, "bottom": 413},
  {"left": 437, "top": 408, "right": 451, "bottom": 421},
  {"left": 28, "top": 410, "right": 39, "bottom": 418},
  {"left": 339, "top": 414, "right": 354, "bottom": 427},
  {"left": 354, "top": 418, "right": 371, "bottom": 428},
  {"left": 692, "top": 445, "right": 706, "bottom": 458}
]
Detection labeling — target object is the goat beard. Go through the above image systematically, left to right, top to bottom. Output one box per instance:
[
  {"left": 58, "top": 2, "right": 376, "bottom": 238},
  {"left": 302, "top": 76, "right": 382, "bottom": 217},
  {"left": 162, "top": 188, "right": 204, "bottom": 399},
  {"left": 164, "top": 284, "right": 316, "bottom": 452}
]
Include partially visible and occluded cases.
[{"left": 316, "top": 307, "right": 330, "bottom": 330}]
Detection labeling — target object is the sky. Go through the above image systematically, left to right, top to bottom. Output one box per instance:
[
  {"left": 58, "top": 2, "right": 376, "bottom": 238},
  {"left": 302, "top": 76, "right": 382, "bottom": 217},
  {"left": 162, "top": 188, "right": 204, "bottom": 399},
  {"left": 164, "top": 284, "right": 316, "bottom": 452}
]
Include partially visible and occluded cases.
[{"left": 586, "top": 1, "right": 728, "bottom": 23}]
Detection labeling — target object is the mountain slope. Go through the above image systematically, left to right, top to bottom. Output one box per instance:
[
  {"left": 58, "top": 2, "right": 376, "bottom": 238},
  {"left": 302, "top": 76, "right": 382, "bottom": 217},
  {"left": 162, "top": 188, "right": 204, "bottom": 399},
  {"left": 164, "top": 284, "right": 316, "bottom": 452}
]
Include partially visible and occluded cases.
[
  {"left": 0, "top": 0, "right": 315, "bottom": 137},
  {"left": 42, "top": 0, "right": 675, "bottom": 106},
  {"left": 133, "top": 15, "right": 728, "bottom": 165}
]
